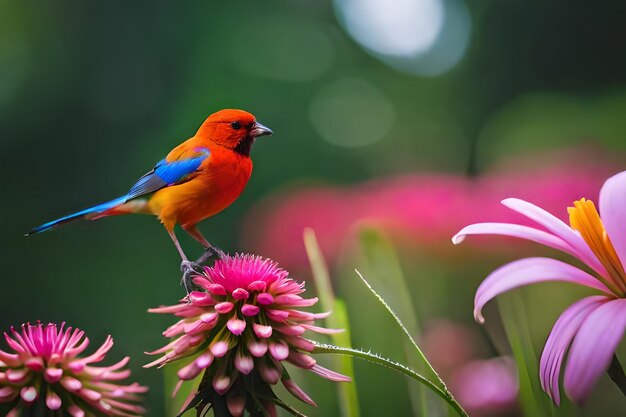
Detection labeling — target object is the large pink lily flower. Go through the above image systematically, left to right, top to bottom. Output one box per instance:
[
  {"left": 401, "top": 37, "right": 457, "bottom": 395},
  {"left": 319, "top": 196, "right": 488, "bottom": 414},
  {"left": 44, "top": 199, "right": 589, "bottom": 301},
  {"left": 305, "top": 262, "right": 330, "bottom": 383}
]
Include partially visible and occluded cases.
[{"left": 453, "top": 170, "right": 626, "bottom": 405}]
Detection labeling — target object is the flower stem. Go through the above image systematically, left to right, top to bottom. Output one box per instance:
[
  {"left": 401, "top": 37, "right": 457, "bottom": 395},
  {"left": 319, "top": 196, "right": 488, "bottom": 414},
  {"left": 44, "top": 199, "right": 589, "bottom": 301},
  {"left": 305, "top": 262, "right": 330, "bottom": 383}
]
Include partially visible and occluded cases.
[
  {"left": 312, "top": 343, "right": 469, "bottom": 417},
  {"left": 608, "top": 354, "right": 626, "bottom": 397}
]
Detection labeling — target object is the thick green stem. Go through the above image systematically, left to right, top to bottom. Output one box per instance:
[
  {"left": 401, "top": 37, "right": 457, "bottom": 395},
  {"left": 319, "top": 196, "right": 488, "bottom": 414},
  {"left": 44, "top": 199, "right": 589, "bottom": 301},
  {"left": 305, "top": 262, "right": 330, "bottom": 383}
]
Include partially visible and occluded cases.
[
  {"left": 312, "top": 343, "right": 469, "bottom": 417},
  {"left": 608, "top": 354, "right": 626, "bottom": 397}
]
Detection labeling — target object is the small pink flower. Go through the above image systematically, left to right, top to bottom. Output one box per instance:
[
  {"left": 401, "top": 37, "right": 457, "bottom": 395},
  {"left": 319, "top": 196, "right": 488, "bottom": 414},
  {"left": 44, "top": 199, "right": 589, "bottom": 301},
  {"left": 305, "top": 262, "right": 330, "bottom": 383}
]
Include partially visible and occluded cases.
[
  {"left": 453, "top": 170, "right": 626, "bottom": 405},
  {"left": 146, "top": 254, "right": 350, "bottom": 416},
  {"left": 421, "top": 320, "right": 483, "bottom": 371},
  {"left": 422, "top": 320, "right": 519, "bottom": 416},
  {"left": 0, "top": 322, "right": 146, "bottom": 416},
  {"left": 451, "top": 357, "right": 519, "bottom": 417}
]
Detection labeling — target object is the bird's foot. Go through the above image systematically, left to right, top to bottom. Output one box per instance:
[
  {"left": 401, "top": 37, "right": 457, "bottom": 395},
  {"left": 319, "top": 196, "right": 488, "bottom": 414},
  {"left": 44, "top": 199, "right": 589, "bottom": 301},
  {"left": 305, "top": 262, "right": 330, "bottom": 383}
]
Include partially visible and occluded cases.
[
  {"left": 207, "top": 245, "right": 226, "bottom": 260},
  {"left": 195, "top": 246, "right": 227, "bottom": 265},
  {"left": 180, "top": 248, "right": 227, "bottom": 295},
  {"left": 180, "top": 260, "right": 204, "bottom": 294},
  {"left": 180, "top": 260, "right": 203, "bottom": 274}
]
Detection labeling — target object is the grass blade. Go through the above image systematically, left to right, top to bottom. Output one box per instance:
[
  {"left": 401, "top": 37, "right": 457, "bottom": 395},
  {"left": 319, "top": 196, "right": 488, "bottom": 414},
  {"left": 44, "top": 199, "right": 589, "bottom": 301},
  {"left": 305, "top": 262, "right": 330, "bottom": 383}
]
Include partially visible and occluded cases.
[
  {"left": 304, "top": 228, "right": 360, "bottom": 417},
  {"left": 357, "top": 228, "right": 455, "bottom": 416},
  {"left": 353, "top": 264, "right": 467, "bottom": 417},
  {"left": 354, "top": 269, "right": 449, "bottom": 390},
  {"left": 498, "top": 293, "right": 555, "bottom": 417},
  {"left": 312, "top": 343, "right": 469, "bottom": 417}
]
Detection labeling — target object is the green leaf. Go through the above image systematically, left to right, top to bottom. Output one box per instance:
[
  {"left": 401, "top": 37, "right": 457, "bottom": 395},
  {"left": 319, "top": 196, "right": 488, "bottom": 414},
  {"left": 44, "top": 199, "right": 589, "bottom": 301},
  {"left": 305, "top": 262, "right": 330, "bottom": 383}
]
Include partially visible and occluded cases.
[
  {"left": 357, "top": 227, "right": 449, "bottom": 416},
  {"left": 304, "top": 228, "right": 360, "bottom": 417},
  {"left": 304, "top": 228, "right": 335, "bottom": 315},
  {"left": 354, "top": 268, "right": 462, "bottom": 414},
  {"left": 498, "top": 293, "right": 557, "bottom": 417}
]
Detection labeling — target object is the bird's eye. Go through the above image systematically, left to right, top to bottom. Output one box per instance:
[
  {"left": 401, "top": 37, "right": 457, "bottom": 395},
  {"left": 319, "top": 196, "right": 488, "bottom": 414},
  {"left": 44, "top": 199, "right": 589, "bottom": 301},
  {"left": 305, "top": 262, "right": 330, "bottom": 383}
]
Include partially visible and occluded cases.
[{"left": 231, "top": 121, "right": 242, "bottom": 130}]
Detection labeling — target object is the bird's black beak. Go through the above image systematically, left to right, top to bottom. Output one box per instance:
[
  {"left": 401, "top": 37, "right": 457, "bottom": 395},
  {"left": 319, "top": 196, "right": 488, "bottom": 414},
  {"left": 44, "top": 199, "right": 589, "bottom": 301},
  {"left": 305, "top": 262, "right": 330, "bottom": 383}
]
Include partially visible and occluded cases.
[{"left": 250, "top": 122, "right": 273, "bottom": 138}]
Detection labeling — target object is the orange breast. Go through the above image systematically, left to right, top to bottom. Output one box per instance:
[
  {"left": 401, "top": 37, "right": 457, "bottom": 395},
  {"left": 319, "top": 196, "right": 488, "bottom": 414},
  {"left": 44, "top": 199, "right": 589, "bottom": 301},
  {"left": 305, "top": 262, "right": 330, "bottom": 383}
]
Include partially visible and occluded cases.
[{"left": 148, "top": 147, "right": 253, "bottom": 231}]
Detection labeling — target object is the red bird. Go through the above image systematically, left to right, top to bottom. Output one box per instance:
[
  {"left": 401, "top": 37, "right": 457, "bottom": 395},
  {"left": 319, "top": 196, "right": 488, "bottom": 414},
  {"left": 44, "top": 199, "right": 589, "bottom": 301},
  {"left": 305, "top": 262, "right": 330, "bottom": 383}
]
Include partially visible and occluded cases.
[{"left": 27, "top": 109, "right": 272, "bottom": 286}]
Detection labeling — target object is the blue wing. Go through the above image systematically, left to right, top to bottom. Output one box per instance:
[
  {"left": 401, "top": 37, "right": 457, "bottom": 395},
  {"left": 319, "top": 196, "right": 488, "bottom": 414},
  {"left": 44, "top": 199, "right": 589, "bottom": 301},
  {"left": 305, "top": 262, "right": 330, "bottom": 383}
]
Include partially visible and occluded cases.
[
  {"left": 25, "top": 148, "right": 211, "bottom": 236},
  {"left": 126, "top": 148, "right": 210, "bottom": 201}
]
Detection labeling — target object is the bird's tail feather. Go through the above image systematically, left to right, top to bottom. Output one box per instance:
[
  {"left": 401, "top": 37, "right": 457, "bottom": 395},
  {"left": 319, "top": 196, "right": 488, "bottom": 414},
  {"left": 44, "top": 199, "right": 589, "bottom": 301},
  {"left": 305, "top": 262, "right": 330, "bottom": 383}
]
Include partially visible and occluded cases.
[{"left": 25, "top": 196, "right": 130, "bottom": 236}]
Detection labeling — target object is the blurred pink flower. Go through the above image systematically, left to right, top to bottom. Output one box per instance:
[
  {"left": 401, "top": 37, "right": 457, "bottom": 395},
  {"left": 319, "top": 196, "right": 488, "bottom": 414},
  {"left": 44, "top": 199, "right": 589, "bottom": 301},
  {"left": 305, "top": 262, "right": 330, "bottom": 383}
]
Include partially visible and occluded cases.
[
  {"left": 241, "top": 149, "right": 618, "bottom": 269},
  {"left": 453, "top": 170, "right": 626, "bottom": 404},
  {"left": 146, "top": 254, "right": 349, "bottom": 417},
  {"left": 421, "top": 320, "right": 485, "bottom": 372},
  {"left": 422, "top": 320, "right": 519, "bottom": 416},
  {"left": 0, "top": 322, "right": 146, "bottom": 417},
  {"left": 451, "top": 357, "right": 519, "bottom": 417}
]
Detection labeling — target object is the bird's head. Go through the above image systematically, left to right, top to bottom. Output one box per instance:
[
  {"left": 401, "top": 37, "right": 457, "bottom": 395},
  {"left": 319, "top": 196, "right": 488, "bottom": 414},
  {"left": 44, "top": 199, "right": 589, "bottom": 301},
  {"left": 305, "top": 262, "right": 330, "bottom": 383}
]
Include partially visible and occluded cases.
[{"left": 197, "top": 109, "right": 273, "bottom": 156}]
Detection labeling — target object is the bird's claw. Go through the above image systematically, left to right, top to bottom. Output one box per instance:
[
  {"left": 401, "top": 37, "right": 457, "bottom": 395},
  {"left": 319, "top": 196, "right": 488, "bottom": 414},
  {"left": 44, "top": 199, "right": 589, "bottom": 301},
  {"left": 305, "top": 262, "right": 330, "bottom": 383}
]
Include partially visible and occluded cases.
[
  {"left": 195, "top": 246, "right": 226, "bottom": 265},
  {"left": 208, "top": 246, "right": 226, "bottom": 260},
  {"left": 180, "top": 247, "right": 227, "bottom": 295},
  {"left": 180, "top": 260, "right": 203, "bottom": 274},
  {"left": 180, "top": 261, "right": 203, "bottom": 294}
]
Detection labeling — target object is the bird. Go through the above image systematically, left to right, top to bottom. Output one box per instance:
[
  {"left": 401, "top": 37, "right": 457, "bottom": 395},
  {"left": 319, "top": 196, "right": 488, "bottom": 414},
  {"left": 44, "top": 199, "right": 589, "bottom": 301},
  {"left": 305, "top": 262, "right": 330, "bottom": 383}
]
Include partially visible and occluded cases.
[{"left": 26, "top": 109, "right": 273, "bottom": 289}]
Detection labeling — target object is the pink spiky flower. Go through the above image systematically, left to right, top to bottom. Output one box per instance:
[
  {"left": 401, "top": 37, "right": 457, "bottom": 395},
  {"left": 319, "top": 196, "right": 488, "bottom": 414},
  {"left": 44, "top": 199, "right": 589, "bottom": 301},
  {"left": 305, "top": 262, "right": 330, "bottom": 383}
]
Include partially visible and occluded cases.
[
  {"left": 146, "top": 254, "right": 350, "bottom": 417},
  {"left": 0, "top": 322, "right": 147, "bottom": 417}
]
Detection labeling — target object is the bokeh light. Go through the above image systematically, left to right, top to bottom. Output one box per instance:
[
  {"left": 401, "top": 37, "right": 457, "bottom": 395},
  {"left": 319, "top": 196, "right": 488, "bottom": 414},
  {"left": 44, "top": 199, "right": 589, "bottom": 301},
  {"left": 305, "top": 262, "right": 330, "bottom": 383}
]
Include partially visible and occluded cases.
[
  {"left": 334, "top": 0, "right": 471, "bottom": 75},
  {"left": 335, "top": 0, "right": 444, "bottom": 57},
  {"left": 309, "top": 77, "right": 395, "bottom": 147}
]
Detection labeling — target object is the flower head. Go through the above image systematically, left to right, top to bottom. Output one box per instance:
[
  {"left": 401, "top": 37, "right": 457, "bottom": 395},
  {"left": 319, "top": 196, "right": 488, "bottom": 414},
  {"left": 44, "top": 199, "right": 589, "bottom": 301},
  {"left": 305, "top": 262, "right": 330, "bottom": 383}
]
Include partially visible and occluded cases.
[
  {"left": 453, "top": 170, "right": 626, "bottom": 405},
  {"left": 146, "top": 254, "right": 350, "bottom": 416},
  {"left": 0, "top": 322, "right": 146, "bottom": 416}
]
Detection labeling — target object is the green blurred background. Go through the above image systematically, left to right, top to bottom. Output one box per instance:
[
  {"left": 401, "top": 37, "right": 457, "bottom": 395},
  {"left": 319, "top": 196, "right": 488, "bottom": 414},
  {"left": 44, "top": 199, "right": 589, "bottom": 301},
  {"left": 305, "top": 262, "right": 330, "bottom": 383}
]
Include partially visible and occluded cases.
[{"left": 2, "top": 0, "right": 626, "bottom": 415}]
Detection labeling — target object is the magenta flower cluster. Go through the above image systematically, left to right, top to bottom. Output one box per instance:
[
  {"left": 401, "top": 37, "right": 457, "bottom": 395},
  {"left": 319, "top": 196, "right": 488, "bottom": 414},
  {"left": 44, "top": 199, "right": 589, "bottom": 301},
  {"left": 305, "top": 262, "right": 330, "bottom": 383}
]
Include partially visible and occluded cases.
[
  {"left": 243, "top": 149, "right": 615, "bottom": 268},
  {"left": 146, "top": 254, "right": 349, "bottom": 416},
  {"left": 0, "top": 322, "right": 146, "bottom": 416}
]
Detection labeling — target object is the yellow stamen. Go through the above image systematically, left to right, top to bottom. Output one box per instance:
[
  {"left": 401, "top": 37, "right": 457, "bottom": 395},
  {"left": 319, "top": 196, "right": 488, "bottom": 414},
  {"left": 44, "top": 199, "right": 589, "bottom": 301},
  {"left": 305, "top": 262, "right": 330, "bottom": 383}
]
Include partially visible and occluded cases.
[{"left": 568, "top": 198, "right": 626, "bottom": 295}]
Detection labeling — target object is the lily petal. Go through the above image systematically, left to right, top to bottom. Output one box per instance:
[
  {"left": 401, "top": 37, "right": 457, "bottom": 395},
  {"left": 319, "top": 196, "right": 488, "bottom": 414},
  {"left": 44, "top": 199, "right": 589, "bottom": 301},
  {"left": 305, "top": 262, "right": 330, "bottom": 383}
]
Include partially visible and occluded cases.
[
  {"left": 599, "top": 171, "right": 626, "bottom": 268},
  {"left": 502, "top": 198, "right": 607, "bottom": 276},
  {"left": 453, "top": 222, "right": 577, "bottom": 254},
  {"left": 474, "top": 258, "right": 611, "bottom": 323},
  {"left": 539, "top": 295, "right": 607, "bottom": 405},
  {"left": 564, "top": 298, "right": 626, "bottom": 404}
]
